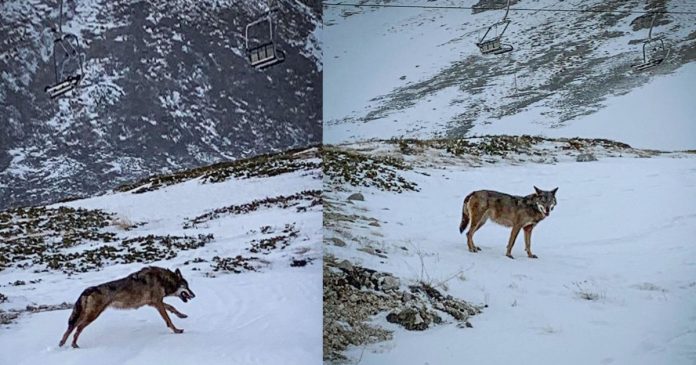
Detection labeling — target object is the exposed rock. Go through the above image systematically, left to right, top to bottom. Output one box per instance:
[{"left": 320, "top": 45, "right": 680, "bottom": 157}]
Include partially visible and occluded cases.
[
  {"left": 576, "top": 153, "right": 598, "bottom": 162},
  {"left": 347, "top": 192, "right": 365, "bottom": 201},
  {"left": 328, "top": 237, "right": 347, "bottom": 247},
  {"left": 357, "top": 246, "right": 388, "bottom": 259},
  {"left": 323, "top": 256, "right": 482, "bottom": 362},
  {"left": 336, "top": 259, "right": 353, "bottom": 272},
  {"left": 379, "top": 275, "right": 400, "bottom": 292},
  {"left": 386, "top": 306, "right": 441, "bottom": 331}
]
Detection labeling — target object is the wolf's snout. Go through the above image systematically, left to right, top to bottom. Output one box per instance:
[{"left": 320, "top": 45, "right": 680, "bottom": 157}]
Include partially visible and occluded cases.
[{"left": 179, "top": 289, "right": 195, "bottom": 303}]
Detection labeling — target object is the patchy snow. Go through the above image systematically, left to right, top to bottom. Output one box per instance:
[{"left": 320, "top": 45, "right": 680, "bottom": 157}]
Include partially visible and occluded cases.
[
  {"left": 323, "top": 0, "right": 696, "bottom": 149},
  {"left": 470, "top": 62, "right": 696, "bottom": 151},
  {"left": 325, "top": 148, "right": 696, "bottom": 365},
  {"left": 0, "top": 163, "right": 322, "bottom": 364}
]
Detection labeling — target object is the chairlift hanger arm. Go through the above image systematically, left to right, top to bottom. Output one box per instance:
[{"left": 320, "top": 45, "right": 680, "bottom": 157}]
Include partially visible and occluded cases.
[
  {"left": 58, "top": 0, "right": 63, "bottom": 34},
  {"left": 502, "top": 0, "right": 511, "bottom": 21},
  {"left": 647, "top": 13, "right": 657, "bottom": 40}
]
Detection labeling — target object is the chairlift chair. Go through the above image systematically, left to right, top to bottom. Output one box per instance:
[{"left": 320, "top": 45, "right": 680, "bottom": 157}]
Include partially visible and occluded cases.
[
  {"left": 44, "top": 0, "right": 84, "bottom": 99},
  {"left": 476, "top": 0, "right": 514, "bottom": 55},
  {"left": 245, "top": 6, "right": 285, "bottom": 70},
  {"left": 632, "top": 14, "right": 669, "bottom": 72},
  {"left": 45, "top": 33, "right": 83, "bottom": 98}
]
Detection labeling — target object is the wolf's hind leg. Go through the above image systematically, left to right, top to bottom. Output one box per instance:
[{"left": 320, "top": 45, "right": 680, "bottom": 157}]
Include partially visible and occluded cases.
[
  {"left": 466, "top": 213, "right": 487, "bottom": 253},
  {"left": 524, "top": 225, "right": 538, "bottom": 259},
  {"left": 505, "top": 226, "right": 522, "bottom": 259},
  {"left": 153, "top": 302, "right": 183, "bottom": 333},
  {"left": 164, "top": 303, "right": 188, "bottom": 319},
  {"left": 71, "top": 306, "right": 106, "bottom": 348},
  {"left": 58, "top": 324, "right": 75, "bottom": 347}
]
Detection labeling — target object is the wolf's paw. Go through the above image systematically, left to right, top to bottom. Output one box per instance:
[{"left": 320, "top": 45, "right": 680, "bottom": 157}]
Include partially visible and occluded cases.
[
  {"left": 475, "top": 246, "right": 482, "bottom": 252},
  {"left": 506, "top": 254, "right": 514, "bottom": 259},
  {"left": 528, "top": 254, "right": 538, "bottom": 259},
  {"left": 71, "top": 343, "right": 80, "bottom": 349}
]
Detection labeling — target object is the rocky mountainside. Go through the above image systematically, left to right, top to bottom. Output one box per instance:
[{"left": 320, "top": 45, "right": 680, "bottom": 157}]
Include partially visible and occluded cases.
[
  {"left": 0, "top": 0, "right": 321, "bottom": 209},
  {"left": 323, "top": 0, "right": 696, "bottom": 142}
]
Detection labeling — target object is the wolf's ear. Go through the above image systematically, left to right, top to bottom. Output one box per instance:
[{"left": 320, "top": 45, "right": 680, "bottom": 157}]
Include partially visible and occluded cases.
[
  {"left": 534, "top": 186, "right": 542, "bottom": 195},
  {"left": 552, "top": 187, "right": 558, "bottom": 195},
  {"left": 175, "top": 268, "right": 182, "bottom": 278}
]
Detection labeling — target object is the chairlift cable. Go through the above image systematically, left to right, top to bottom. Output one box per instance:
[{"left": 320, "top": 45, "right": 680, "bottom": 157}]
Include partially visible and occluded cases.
[{"left": 322, "top": 2, "right": 696, "bottom": 16}]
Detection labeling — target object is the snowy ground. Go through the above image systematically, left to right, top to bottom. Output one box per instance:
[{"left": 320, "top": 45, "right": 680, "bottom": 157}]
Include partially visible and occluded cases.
[
  {"left": 323, "top": 0, "right": 696, "bottom": 148},
  {"left": 469, "top": 62, "right": 696, "bottom": 151},
  {"left": 325, "top": 145, "right": 696, "bottom": 364},
  {"left": 0, "top": 153, "right": 323, "bottom": 365}
]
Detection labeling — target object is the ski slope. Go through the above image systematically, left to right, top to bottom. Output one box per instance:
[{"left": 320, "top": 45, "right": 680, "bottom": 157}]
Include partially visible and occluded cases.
[
  {"left": 323, "top": 0, "right": 696, "bottom": 149},
  {"left": 469, "top": 62, "right": 696, "bottom": 151},
  {"left": 325, "top": 146, "right": 696, "bottom": 364},
  {"left": 0, "top": 153, "right": 323, "bottom": 365}
]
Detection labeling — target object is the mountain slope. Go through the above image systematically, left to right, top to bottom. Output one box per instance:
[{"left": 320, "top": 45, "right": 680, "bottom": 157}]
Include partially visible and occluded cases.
[
  {"left": 0, "top": 0, "right": 322, "bottom": 210},
  {"left": 324, "top": 0, "right": 696, "bottom": 145},
  {"left": 0, "top": 147, "right": 323, "bottom": 365}
]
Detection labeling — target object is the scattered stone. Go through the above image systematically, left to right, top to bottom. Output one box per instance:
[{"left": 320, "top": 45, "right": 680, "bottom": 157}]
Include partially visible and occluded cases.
[
  {"left": 116, "top": 147, "right": 321, "bottom": 194},
  {"left": 323, "top": 148, "right": 419, "bottom": 193},
  {"left": 576, "top": 153, "right": 598, "bottom": 162},
  {"left": 184, "top": 191, "right": 321, "bottom": 229},
  {"left": 347, "top": 192, "right": 365, "bottom": 201},
  {"left": 248, "top": 223, "right": 299, "bottom": 254},
  {"left": 328, "top": 237, "right": 346, "bottom": 247},
  {"left": 357, "top": 246, "right": 388, "bottom": 259},
  {"left": 209, "top": 255, "right": 264, "bottom": 274},
  {"left": 323, "top": 256, "right": 482, "bottom": 362},
  {"left": 290, "top": 258, "right": 313, "bottom": 267},
  {"left": 336, "top": 259, "right": 353, "bottom": 272},
  {"left": 379, "top": 275, "right": 400, "bottom": 292},
  {"left": 0, "top": 302, "right": 73, "bottom": 325},
  {"left": 386, "top": 306, "right": 440, "bottom": 331},
  {"left": 0, "top": 311, "right": 20, "bottom": 325}
]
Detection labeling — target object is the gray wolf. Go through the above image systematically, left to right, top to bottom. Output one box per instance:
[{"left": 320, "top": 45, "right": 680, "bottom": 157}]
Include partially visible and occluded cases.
[
  {"left": 459, "top": 186, "right": 558, "bottom": 259},
  {"left": 59, "top": 266, "right": 196, "bottom": 348}
]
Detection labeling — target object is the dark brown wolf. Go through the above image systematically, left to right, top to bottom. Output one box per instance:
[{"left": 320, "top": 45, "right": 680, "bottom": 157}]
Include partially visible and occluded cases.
[
  {"left": 459, "top": 186, "right": 558, "bottom": 259},
  {"left": 59, "top": 266, "right": 195, "bottom": 348}
]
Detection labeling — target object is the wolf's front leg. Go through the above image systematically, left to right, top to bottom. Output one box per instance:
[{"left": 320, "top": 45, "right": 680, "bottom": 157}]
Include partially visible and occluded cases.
[
  {"left": 523, "top": 225, "right": 538, "bottom": 259},
  {"left": 505, "top": 226, "right": 522, "bottom": 259},
  {"left": 152, "top": 302, "right": 184, "bottom": 333},
  {"left": 164, "top": 303, "right": 188, "bottom": 319}
]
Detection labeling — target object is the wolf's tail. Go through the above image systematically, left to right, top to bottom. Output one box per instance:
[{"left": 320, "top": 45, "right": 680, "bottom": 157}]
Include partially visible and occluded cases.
[
  {"left": 459, "top": 192, "right": 473, "bottom": 234},
  {"left": 68, "top": 287, "right": 96, "bottom": 326}
]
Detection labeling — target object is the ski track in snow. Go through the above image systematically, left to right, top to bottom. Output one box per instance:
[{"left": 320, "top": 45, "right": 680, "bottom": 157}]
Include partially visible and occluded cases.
[
  {"left": 327, "top": 155, "right": 696, "bottom": 365},
  {"left": 0, "top": 167, "right": 323, "bottom": 365}
]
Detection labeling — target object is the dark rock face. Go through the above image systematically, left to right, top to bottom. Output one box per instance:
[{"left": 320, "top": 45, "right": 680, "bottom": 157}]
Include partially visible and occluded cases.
[{"left": 0, "top": 0, "right": 322, "bottom": 209}]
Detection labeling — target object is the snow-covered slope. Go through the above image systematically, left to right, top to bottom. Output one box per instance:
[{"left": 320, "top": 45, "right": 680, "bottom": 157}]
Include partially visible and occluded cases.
[
  {"left": 0, "top": 0, "right": 322, "bottom": 210},
  {"left": 323, "top": 0, "right": 696, "bottom": 147},
  {"left": 323, "top": 138, "right": 696, "bottom": 364},
  {"left": 0, "top": 147, "right": 322, "bottom": 365}
]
